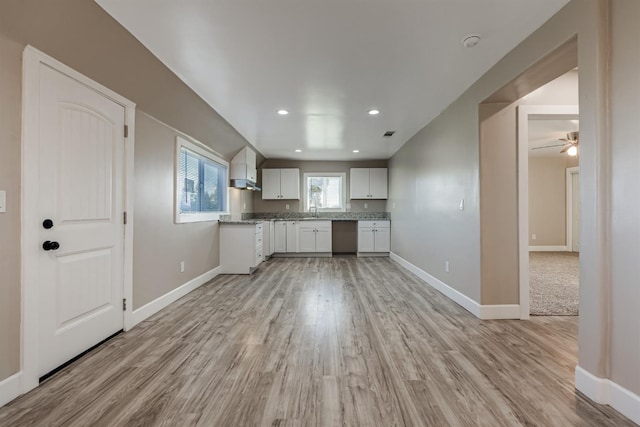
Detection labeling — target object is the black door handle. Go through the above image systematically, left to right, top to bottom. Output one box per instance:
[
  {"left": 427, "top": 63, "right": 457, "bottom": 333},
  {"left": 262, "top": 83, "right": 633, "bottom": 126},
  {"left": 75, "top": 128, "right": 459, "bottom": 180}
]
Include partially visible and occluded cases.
[
  {"left": 43, "top": 219, "right": 54, "bottom": 229},
  {"left": 42, "top": 241, "right": 60, "bottom": 251}
]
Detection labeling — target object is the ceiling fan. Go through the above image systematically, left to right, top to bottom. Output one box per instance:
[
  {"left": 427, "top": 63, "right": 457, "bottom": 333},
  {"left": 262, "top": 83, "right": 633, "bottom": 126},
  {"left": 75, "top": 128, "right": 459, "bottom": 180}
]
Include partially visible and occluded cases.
[{"left": 531, "top": 131, "right": 579, "bottom": 156}]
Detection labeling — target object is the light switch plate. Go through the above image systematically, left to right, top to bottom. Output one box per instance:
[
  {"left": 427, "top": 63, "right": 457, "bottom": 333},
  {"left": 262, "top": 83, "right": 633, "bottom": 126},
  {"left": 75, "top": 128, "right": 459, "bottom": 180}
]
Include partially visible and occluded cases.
[{"left": 0, "top": 190, "right": 6, "bottom": 213}]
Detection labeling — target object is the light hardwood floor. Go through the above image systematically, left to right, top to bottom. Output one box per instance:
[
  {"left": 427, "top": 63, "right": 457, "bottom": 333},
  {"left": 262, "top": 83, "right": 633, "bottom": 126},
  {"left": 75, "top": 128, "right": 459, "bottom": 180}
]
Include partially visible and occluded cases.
[{"left": 0, "top": 257, "right": 634, "bottom": 426}]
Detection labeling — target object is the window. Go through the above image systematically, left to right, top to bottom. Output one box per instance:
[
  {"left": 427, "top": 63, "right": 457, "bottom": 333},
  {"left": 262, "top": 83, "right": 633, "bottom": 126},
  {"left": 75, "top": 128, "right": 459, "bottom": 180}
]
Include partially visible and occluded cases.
[
  {"left": 175, "top": 136, "right": 229, "bottom": 223},
  {"left": 304, "top": 173, "right": 346, "bottom": 212}
]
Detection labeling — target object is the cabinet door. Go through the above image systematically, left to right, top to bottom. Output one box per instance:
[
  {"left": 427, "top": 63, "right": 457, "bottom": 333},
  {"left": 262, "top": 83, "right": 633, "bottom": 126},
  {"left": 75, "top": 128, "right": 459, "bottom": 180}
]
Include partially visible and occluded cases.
[
  {"left": 280, "top": 168, "right": 300, "bottom": 199},
  {"left": 350, "top": 168, "right": 370, "bottom": 199},
  {"left": 369, "top": 168, "right": 388, "bottom": 199},
  {"left": 262, "top": 169, "right": 281, "bottom": 199},
  {"left": 269, "top": 221, "right": 275, "bottom": 255},
  {"left": 274, "top": 221, "right": 287, "bottom": 253},
  {"left": 286, "top": 221, "right": 298, "bottom": 252},
  {"left": 298, "top": 227, "right": 316, "bottom": 252},
  {"left": 358, "top": 227, "right": 375, "bottom": 252},
  {"left": 315, "top": 228, "right": 332, "bottom": 252},
  {"left": 374, "top": 228, "right": 390, "bottom": 252}
]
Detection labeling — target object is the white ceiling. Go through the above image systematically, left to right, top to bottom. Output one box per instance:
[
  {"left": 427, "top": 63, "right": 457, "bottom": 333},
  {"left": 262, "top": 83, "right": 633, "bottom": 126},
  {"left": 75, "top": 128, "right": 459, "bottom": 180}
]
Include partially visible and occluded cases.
[
  {"left": 96, "top": 0, "right": 570, "bottom": 161},
  {"left": 528, "top": 118, "right": 579, "bottom": 158}
]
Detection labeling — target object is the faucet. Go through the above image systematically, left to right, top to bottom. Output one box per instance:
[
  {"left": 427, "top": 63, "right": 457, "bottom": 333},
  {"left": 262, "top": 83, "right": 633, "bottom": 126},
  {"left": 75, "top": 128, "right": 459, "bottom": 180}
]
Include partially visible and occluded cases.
[{"left": 312, "top": 205, "right": 318, "bottom": 218}]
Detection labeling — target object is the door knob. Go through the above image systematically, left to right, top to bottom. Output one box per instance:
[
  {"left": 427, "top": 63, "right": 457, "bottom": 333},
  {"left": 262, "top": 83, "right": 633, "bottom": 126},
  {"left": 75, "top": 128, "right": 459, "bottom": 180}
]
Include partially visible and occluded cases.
[
  {"left": 43, "top": 219, "right": 54, "bottom": 229},
  {"left": 42, "top": 241, "right": 60, "bottom": 251}
]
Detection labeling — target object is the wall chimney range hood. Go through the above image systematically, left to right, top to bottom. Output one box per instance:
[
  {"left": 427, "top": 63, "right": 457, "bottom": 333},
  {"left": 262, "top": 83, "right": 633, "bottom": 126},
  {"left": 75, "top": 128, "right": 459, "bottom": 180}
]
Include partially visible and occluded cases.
[{"left": 230, "top": 147, "right": 260, "bottom": 191}]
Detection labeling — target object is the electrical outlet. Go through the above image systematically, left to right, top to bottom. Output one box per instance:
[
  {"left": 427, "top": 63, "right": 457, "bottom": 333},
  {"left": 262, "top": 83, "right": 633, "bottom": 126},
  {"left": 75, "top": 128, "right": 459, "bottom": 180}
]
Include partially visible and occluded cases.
[
  {"left": 0, "top": 190, "right": 5, "bottom": 213},
  {"left": 243, "top": 202, "right": 246, "bottom": 210},
  {"left": 392, "top": 202, "right": 396, "bottom": 209},
  {"left": 364, "top": 203, "right": 368, "bottom": 209},
  {"left": 285, "top": 204, "right": 290, "bottom": 210},
  {"left": 532, "top": 234, "right": 537, "bottom": 240},
  {"left": 180, "top": 261, "right": 185, "bottom": 273},
  {"left": 445, "top": 261, "right": 450, "bottom": 273}
]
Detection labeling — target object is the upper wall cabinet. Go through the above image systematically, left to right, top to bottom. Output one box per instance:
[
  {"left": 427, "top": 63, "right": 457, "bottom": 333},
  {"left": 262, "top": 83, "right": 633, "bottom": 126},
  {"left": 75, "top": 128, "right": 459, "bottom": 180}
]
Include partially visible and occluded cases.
[
  {"left": 262, "top": 168, "right": 300, "bottom": 200},
  {"left": 350, "top": 168, "right": 388, "bottom": 199}
]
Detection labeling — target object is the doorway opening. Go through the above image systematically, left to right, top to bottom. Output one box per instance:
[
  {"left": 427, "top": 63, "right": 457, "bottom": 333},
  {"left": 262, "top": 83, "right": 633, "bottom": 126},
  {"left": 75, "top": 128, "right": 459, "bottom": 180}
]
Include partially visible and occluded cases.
[{"left": 525, "top": 101, "right": 580, "bottom": 316}]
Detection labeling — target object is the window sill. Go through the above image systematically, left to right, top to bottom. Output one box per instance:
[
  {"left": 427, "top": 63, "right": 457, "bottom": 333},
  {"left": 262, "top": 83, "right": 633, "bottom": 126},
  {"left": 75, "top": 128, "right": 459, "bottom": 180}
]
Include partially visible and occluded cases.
[{"left": 176, "top": 212, "right": 227, "bottom": 224}]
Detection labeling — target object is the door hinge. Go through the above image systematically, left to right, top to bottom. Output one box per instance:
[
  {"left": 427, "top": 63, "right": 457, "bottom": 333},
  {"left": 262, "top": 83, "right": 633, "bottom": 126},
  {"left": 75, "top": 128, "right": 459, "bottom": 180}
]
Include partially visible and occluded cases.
[
  {"left": 124, "top": 125, "right": 129, "bottom": 138},
  {"left": 123, "top": 211, "right": 127, "bottom": 224},
  {"left": 123, "top": 298, "right": 127, "bottom": 311}
]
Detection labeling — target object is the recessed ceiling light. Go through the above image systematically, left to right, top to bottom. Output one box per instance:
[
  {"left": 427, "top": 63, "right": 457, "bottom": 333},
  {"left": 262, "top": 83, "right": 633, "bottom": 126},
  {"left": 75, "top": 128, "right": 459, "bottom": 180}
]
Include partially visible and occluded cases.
[
  {"left": 277, "top": 109, "right": 289, "bottom": 115},
  {"left": 368, "top": 109, "right": 380, "bottom": 116},
  {"left": 295, "top": 149, "right": 302, "bottom": 153},
  {"left": 353, "top": 149, "right": 360, "bottom": 153}
]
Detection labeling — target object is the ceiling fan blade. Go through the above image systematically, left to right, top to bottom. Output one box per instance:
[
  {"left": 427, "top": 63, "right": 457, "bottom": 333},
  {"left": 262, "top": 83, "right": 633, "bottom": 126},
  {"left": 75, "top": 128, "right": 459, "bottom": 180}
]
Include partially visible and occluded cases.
[{"left": 531, "top": 143, "right": 566, "bottom": 150}]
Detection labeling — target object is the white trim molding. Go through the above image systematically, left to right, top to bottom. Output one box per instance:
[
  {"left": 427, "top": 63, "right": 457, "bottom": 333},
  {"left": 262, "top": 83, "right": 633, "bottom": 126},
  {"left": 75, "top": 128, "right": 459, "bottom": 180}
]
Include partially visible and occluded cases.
[
  {"left": 528, "top": 245, "right": 569, "bottom": 252},
  {"left": 390, "top": 252, "right": 520, "bottom": 320},
  {"left": 130, "top": 266, "right": 221, "bottom": 327},
  {"left": 575, "top": 366, "right": 640, "bottom": 425},
  {"left": 0, "top": 372, "right": 22, "bottom": 408}
]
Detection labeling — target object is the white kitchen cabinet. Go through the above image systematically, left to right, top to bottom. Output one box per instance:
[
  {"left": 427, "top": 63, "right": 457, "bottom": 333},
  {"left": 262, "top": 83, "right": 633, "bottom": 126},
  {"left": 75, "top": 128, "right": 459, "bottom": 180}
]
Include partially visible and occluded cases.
[
  {"left": 230, "top": 147, "right": 257, "bottom": 182},
  {"left": 262, "top": 168, "right": 300, "bottom": 200},
  {"left": 350, "top": 168, "right": 388, "bottom": 199},
  {"left": 263, "top": 220, "right": 275, "bottom": 257},
  {"left": 274, "top": 220, "right": 299, "bottom": 253},
  {"left": 357, "top": 220, "right": 390, "bottom": 255},
  {"left": 268, "top": 221, "right": 275, "bottom": 256},
  {"left": 274, "top": 221, "right": 287, "bottom": 253},
  {"left": 286, "top": 221, "right": 298, "bottom": 252},
  {"left": 298, "top": 221, "right": 332, "bottom": 253},
  {"left": 220, "top": 222, "right": 264, "bottom": 274}
]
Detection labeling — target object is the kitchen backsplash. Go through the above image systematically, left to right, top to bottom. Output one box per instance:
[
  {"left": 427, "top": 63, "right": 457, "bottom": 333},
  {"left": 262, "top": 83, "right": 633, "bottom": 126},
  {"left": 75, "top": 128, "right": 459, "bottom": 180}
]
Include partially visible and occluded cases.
[{"left": 243, "top": 212, "right": 391, "bottom": 220}]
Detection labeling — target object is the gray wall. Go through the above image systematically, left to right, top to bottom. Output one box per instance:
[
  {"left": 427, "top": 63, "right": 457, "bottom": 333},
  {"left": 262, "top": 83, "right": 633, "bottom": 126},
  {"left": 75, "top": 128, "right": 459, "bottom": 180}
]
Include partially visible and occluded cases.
[
  {"left": 0, "top": 0, "right": 258, "bottom": 381},
  {"left": 388, "top": 0, "right": 640, "bottom": 397},
  {"left": 609, "top": 0, "right": 640, "bottom": 398},
  {"left": 0, "top": 33, "right": 23, "bottom": 383},
  {"left": 528, "top": 156, "right": 579, "bottom": 247},
  {"left": 253, "top": 159, "right": 388, "bottom": 213}
]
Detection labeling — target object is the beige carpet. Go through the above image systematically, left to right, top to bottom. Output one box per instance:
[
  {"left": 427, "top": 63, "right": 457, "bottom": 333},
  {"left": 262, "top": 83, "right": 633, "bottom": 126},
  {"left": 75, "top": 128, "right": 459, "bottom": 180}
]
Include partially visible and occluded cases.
[{"left": 529, "top": 251, "right": 579, "bottom": 316}]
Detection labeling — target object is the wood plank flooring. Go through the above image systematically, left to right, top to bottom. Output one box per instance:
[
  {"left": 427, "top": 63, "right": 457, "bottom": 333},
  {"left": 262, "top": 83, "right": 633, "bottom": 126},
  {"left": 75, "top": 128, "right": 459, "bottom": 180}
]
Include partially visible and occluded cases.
[{"left": 0, "top": 257, "right": 634, "bottom": 426}]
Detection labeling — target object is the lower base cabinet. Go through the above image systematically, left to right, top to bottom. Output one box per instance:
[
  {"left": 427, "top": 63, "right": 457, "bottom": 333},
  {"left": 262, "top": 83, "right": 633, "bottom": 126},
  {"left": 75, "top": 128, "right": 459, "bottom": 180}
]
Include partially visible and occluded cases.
[
  {"left": 298, "top": 221, "right": 332, "bottom": 253},
  {"left": 357, "top": 221, "right": 390, "bottom": 255},
  {"left": 220, "top": 222, "right": 263, "bottom": 274}
]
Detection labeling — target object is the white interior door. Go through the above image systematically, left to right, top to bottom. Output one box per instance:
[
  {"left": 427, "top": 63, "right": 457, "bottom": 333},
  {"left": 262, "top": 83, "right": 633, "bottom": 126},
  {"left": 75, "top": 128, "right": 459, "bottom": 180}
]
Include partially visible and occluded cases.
[
  {"left": 38, "top": 65, "right": 126, "bottom": 377},
  {"left": 571, "top": 172, "right": 581, "bottom": 252}
]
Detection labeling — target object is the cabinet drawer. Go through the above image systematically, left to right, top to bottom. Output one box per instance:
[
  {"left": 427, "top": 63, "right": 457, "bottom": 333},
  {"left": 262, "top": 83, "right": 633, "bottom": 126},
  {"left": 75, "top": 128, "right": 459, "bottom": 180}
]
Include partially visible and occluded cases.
[
  {"left": 358, "top": 220, "right": 390, "bottom": 229},
  {"left": 255, "top": 223, "right": 263, "bottom": 233},
  {"left": 255, "top": 233, "right": 263, "bottom": 246}
]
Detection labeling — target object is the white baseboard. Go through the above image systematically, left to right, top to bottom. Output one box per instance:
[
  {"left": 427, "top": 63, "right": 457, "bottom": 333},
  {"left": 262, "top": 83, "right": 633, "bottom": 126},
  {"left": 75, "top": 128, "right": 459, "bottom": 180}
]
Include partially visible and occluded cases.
[
  {"left": 529, "top": 245, "right": 568, "bottom": 252},
  {"left": 389, "top": 252, "right": 519, "bottom": 320},
  {"left": 130, "top": 266, "right": 221, "bottom": 327},
  {"left": 575, "top": 365, "right": 640, "bottom": 425},
  {"left": 0, "top": 372, "right": 21, "bottom": 407}
]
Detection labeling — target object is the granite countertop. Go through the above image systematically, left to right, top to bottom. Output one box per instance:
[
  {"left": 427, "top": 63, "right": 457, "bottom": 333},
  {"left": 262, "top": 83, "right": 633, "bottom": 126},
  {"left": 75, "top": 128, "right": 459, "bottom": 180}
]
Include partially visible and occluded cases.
[
  {"left": 257, "top": 217, "right": 388, "bottom": 222},
  {"left": 218, "top": 220, "right": 264, "bottom": 225}
]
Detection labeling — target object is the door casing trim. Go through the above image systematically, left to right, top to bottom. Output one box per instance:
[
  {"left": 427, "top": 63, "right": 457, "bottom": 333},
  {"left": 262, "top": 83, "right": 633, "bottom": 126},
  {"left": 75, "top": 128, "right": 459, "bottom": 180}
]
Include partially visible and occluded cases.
[
  {"left": 20, "top": 45, "right": 136, "bottom": 393},
  {"left": 566, "top": 166, "right": 580, "bottom": 252}
]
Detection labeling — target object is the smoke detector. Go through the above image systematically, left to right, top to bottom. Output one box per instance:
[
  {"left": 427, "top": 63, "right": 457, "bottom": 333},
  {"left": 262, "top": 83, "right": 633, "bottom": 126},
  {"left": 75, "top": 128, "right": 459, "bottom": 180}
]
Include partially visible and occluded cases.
[{"left": 462, "top": 35, "right": 481, "bottom": 48}]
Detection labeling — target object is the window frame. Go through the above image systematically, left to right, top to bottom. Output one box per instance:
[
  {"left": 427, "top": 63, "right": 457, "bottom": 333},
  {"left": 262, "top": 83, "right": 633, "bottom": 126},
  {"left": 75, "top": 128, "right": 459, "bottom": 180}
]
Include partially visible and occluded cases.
[
  {"left": 175, "top": 136, "right": 229, "bottom": 223},
  {"left": 303, "top": 172, "right": 347, "bottom": 213}
]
